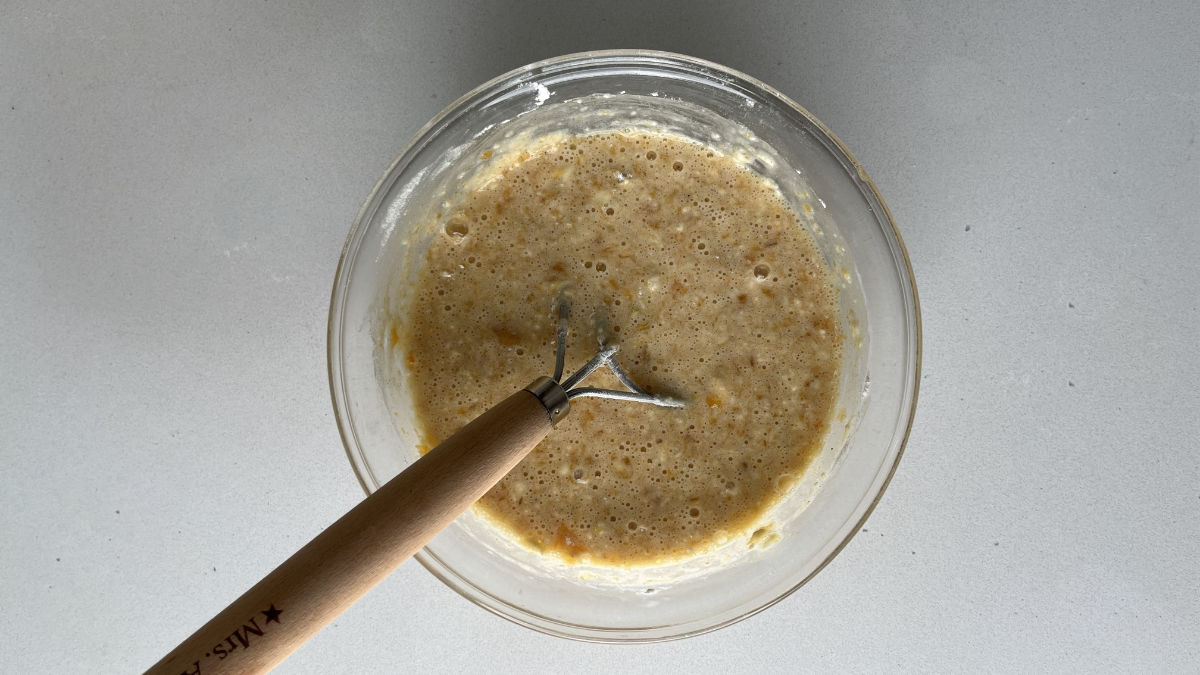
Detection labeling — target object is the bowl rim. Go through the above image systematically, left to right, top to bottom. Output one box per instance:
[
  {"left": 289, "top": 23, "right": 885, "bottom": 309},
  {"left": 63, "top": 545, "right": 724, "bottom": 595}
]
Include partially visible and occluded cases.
[{"left": 327, "top": 48, "right": 921, "bottom": 642}]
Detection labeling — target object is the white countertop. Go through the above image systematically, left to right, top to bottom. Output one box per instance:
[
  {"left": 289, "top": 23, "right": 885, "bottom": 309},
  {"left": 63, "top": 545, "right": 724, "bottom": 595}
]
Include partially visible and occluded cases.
[{"left": 3, "top": 1, "right": 1197, "bottom": 672}]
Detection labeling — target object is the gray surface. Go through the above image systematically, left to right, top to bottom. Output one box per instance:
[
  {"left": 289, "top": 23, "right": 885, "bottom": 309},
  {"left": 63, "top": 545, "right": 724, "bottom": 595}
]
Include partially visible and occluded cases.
[{"left": 2, "top": 1, "right": 1197, "bottom": 672}]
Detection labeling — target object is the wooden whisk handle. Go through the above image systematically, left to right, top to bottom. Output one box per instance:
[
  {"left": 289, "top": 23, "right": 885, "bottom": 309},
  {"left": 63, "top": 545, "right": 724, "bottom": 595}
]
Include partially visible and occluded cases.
[{"left": 148, "top": 386, "right": 557, "bottom": 675}]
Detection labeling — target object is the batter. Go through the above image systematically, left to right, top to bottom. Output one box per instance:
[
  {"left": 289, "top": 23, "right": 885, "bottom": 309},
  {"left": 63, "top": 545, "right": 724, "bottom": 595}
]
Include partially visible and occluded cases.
[{"left": 395, "top": 130, "right": 841, "bottom": 566}]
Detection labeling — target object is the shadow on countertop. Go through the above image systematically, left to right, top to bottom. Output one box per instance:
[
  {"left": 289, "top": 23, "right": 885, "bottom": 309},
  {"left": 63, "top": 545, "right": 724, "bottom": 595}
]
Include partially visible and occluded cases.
[{"left": 352, "top": 0, "right": 879, "bottom": 126}]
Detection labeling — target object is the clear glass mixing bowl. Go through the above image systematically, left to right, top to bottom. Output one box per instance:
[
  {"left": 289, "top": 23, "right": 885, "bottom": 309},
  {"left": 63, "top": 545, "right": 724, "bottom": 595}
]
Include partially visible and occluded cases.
[{"left": 328, "top": 50, "right": 920, "bottom": 642}]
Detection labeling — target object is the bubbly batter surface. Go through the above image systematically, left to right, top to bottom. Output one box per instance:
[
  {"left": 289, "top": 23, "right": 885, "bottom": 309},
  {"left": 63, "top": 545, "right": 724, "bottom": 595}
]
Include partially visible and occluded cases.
[{"left": 396, "top": 130, "right": 841, "bottom": 565}]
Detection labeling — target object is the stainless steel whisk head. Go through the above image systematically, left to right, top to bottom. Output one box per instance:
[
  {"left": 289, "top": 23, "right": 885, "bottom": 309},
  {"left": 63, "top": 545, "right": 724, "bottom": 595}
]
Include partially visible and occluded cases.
[{"left": 548, "top": 298, "right": 685, "bottom": 410}]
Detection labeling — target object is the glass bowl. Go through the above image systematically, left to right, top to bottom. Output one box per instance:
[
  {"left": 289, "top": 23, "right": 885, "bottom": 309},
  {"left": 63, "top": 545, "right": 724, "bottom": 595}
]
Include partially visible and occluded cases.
[{"left": 328, "top": 50, "right": 920, "bottom": 642}]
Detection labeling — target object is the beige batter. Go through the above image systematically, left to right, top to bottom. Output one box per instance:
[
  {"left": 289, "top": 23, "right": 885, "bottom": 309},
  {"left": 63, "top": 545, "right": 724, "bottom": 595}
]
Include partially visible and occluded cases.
[{"left": 394, "top": 130, "right": 841, "bottom": 566}]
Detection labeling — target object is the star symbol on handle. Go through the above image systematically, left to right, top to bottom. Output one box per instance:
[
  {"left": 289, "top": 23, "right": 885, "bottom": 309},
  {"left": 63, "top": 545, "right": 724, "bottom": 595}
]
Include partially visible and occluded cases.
[{"left": 262, "top": 604, "right": 283, "bottom": 624}]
